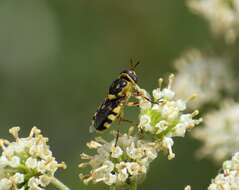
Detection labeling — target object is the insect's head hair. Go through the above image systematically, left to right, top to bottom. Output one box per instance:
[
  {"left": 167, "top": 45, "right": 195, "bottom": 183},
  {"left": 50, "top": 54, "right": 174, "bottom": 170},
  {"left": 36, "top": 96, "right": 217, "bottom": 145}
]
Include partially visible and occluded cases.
[{"left": 120, "top": 59, "right": 140, "bottom": 83}]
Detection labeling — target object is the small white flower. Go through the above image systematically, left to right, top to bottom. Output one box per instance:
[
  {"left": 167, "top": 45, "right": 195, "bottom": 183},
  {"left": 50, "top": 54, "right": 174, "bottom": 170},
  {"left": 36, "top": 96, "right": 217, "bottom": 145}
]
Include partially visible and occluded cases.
[
  {"left": 152, "top": 88, "right": 162, "bottom": 100},
  {"left": 161, "top": 88, "right": 175, "bottom": 100},
  {"left": 140, "top": 100, "right": 152, "bottom": 110},
  {"left": 176, "top": 100, "right": 186, "bottom": 111},
  {"left": 180, "top": 114, "right": 196, "bottom": 128},
  {"left": 139, "top": 115, "right": 153, "bottom": 132},
  {"left": 140, "top": 115, "right": 151, "bottom": 126},
  {"left": 155, "top": 121, "right": 168, "bottom": 133},
  {"left": 143, "top": 124, "right": 154, "bottom": 132},
  {"left": 173, "top": 124, "right": 186, "bottom": 137},
  {"left": 162, "top": 137, "right": 175, "bottom": 160},
  {"left": 87, "top": 141, "right": 102, "bottom": 149},
  {"left": 126, "top": 143, "right": 137, "bottom": 159},
  {"left": 111, "top": 146, "right": 123, "bottom": 158},
  {"left": 0, "top": 156, "right": 8, "bottom": 168},
  {"left": 8, "top": 156, "right": 20, "bottom": 168},
  {"left": 26, "top": 157, "right": 38, "bottom": 169},
  {"left": 102, "top": 160, "right": 114, "bottom": 173},
  {"left": 223, "top": 160, "right": 232, "bottom": 170},
  {"left": 126, "top": 162, "right": 141, "bottom": 176},
  {"left": 117, "top": 167, "right": 128, "bottom": 183},
  {"left": 12, "top": 173, "right": 24, "bottom": 184},
  {"left": 104, "top": 173, "right": 117, "bottom": 186},
  {"left": 39, "top": 175, "right": 51, "bottom": 186},
  {"left": 28, "top": 177, "right": 42, "bottom": 190},
  {"left": 0, "top": 178, "right": 12, "bottom": 190},
  {"left": 0, "top": 179, "right": 12, "bottom": 190},
  {"left": 208, "top": 183, "right": 218, "bottom": 190},
  {"left": 184, "top": 185, "right": 191, "bottom": 190}
]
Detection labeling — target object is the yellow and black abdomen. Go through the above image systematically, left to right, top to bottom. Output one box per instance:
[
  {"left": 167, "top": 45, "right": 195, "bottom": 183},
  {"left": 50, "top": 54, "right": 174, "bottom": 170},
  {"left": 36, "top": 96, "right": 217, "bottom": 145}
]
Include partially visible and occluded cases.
[
  {"left": 91, "top": 77, "right": 134, "bottom": 131},
  {"left": 93, "top": 97, "right": 124, "bottom": 131}
]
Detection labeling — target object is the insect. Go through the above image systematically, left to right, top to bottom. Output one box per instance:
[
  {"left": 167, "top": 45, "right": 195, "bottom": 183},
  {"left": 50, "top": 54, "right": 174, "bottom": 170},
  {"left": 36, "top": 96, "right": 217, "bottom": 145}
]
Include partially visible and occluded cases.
[{"left": 90, "top": 61, "right": 142, "bottom": 132}]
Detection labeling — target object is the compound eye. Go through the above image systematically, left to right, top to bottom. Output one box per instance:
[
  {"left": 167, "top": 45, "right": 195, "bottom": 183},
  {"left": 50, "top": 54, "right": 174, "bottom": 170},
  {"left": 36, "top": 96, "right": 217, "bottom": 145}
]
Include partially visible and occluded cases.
[
  {"left": 128, "top": 70, "right": 134, "bottom": 75},
  {"left": 129, "top": 71, "right": 137, "bottom": 82},
  {"left": 132, "top": 75, "right": 138, "bottom": 83}
]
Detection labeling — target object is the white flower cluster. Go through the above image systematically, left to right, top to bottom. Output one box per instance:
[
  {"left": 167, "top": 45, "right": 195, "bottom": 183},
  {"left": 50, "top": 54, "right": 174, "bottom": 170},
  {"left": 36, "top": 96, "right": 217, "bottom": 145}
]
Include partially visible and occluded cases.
[
  {"left": 187, "top": 0, "right": 239, "bottom": 43},
  {"left": 172, "top": 49, "right": 234, "bottom": 109},
  {"left": 138, "top": 75, "right": 202, "bottom": 160},
  {"left": 193, "top": 100, "right": 239, "bottom": 162},
  {"left": 0, "top": 127, "right": 66, "bottom": 190},
  {"left": 79, "top": 133, "right": 158, "bottom": 187},
  {"left": 208, "top": 152, "right": 239, "bottom": 190}
]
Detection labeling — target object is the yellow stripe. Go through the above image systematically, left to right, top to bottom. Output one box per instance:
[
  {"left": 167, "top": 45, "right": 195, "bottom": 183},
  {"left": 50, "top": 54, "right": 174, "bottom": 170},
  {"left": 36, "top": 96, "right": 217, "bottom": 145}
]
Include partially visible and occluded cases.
[
  {"left": 108, "top": 94, "right": 116, "bottom": 100},
  {"left": 113, "top": 106, "right": 121, "bottom": 114},
  {"left": 108, "top": 114, "right": 116, "bottom": 121},
  {"left": 104, "top": 122, "right": 111, "bottom": 128}
]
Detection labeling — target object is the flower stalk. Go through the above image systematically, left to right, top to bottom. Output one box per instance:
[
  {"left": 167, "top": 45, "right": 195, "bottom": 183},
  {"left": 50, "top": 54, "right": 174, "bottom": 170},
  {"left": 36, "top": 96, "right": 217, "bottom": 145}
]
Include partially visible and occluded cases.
[
  {"left": 51, "top": 177, "right": 71, "bottom": 190},
  {"left": 129, "top": 179, "right": 137, "bottom": 190},
  {"left": 109, "top": 186, "right": 116, "bottom": 190}
]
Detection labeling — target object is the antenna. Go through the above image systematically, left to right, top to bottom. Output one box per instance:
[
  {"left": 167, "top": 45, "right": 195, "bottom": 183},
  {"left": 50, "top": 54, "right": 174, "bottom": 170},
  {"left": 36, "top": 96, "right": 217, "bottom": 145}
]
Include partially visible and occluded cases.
[{"left": 129, "top": 59, "right": 140, "bottom": 70}]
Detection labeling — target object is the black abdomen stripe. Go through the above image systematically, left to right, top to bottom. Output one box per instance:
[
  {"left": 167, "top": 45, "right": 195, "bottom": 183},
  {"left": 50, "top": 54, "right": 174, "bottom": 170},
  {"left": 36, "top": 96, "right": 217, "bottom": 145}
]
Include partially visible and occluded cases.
[{"left": 94, "top": 97, "right": 124, "bottom": 131}]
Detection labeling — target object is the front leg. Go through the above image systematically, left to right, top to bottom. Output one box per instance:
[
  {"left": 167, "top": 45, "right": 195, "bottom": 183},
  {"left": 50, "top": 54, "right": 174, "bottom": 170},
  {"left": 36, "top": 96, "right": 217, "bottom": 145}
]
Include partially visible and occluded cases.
[
  {"left": 132, "top": 90, "right": 154, "bottom": 103},
  {"left": 133, "top": 90, "right": 164, "bottom": 104},
  {"left": 127, "top": 101, "right": 140, "bottom": 107}
]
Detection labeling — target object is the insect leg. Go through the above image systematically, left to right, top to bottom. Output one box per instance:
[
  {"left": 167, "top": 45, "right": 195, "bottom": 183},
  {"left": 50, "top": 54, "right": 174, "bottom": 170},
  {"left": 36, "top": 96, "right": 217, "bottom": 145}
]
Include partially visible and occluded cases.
[
  {"left": 132, "top": 90, "right": 159, "bottom": 104},
  {"left": 127, "top": 101, "right": 140, "bottom": 107},
  {"left": 117, "top": 109, "right": 135, "bottom": 124},
  {"left": 117, "top": 114, "right": 134, "bottom": 124},
  {"left": 119, "top": 118, "right": 134, "bottom": 123},
  {"left": 114, "top": 129, "right": 120, "bottom": 147}
]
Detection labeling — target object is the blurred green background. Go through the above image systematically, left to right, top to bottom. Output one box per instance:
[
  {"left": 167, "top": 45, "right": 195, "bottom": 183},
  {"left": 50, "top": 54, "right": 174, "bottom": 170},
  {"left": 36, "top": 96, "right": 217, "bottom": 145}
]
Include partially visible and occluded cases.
[{"left": 0, "top": 0, "right": 220, "bottom": 189}]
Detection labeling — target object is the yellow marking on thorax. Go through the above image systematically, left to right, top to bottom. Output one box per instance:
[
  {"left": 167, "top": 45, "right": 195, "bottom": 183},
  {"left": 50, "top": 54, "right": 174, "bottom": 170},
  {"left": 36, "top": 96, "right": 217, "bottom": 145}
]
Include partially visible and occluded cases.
[{"left": 118, "top": 82, "right": 134, "bottom": 97}]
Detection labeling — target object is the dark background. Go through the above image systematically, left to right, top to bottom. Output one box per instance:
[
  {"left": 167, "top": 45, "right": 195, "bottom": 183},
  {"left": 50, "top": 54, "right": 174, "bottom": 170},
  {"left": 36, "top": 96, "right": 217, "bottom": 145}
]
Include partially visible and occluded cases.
[{"left": 0, "top": 0, "right": 228, "bottom": 189}]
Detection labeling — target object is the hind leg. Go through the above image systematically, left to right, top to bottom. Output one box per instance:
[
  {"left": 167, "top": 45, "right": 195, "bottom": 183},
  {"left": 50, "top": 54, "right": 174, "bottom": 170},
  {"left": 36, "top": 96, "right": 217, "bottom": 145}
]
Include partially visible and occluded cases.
[
  {"left": 117, "top": 109, "right": 134, "bottom": 124},
  {"left": 114, "top": 129, "right": 120, "bottom": 147}
]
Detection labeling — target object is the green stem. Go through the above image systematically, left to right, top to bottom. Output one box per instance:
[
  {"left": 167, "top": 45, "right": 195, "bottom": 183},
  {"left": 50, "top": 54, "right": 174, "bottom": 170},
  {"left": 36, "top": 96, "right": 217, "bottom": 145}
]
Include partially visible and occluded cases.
[
  {"left": 51, "top": 177, "right": 71, "bottom": 190},
  {"left": 130, "top": 180, "right": 137, "bottom": 190},
  {"left": 109, "top": 186, "right": 116, "bottom": 190}
]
